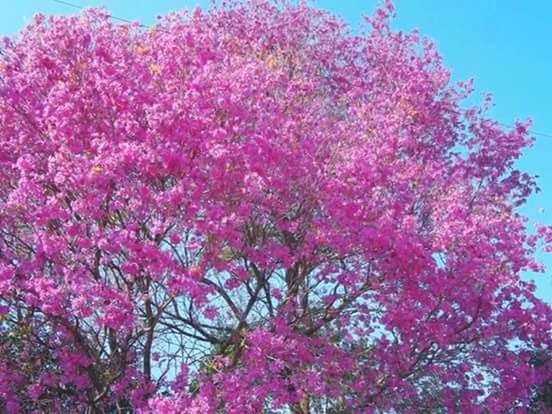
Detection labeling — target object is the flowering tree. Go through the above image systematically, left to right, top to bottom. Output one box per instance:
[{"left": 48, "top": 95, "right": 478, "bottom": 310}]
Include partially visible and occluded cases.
[{"left": 0, "top": 1, "right": 550, "bottom": 412}]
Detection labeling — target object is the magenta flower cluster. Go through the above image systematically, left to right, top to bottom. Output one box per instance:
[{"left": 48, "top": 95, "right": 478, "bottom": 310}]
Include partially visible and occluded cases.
[{"left": 0, "top": 1, "right": 550, "bottom": 412}]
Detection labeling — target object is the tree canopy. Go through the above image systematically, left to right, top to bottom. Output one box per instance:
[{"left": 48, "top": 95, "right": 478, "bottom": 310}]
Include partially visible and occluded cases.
[{"left": 0, "top": 1, "right": 550, "bottom": 412}]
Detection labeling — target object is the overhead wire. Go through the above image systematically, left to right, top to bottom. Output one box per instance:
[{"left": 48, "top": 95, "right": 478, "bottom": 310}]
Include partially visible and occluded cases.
[{"left": 53, "top": 0, "right": 149, "bottom": 27}]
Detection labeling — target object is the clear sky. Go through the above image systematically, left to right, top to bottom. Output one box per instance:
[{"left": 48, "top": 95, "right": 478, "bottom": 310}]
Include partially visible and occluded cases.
[{"left": 1, "top": 0, "right": 551, "bottom": 303}]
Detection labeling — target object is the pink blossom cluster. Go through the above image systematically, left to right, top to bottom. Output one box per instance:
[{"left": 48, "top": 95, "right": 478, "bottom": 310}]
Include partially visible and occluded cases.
[{"left": 0, "top": 1, "right": 550, "bottom": 412}]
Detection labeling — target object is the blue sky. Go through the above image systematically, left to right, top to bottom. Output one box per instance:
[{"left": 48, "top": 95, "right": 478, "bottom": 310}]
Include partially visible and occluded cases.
[{"left": 2, "top": 0, "right": 551, "bottom": 303}]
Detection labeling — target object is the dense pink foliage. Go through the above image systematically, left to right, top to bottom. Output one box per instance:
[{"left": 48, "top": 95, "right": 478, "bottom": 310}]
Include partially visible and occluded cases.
[{"left": 0, "top": 1, "right": 550, "bottom": 412}]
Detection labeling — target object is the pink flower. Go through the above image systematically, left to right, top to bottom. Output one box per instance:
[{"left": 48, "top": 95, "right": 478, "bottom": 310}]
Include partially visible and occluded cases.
[
  {"left": 0, "top": 2, "right": 549, "bottom": 412},
  {"left": 121, "top": 262, "right": 140, "bottom": 276},
  {"left": 204, "top": 306, "right": 218, "bottom": 320}
]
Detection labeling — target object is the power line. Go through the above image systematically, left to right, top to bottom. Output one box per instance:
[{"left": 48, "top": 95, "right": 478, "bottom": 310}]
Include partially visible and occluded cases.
[
  {"left": 52, "top": 0, "right": 148, "bottom": 27},
  {"left": 52, "top": 0, "right": 302, "bottom": 36},
  {"left": 41, "top": 1, "right": 552, "bottom": 142},
  {"left": 497, "top": 122, "right": 552, "bottom": 140},
  {"left": 530, "top": 130, "right": 552, "bottom": 140}
]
